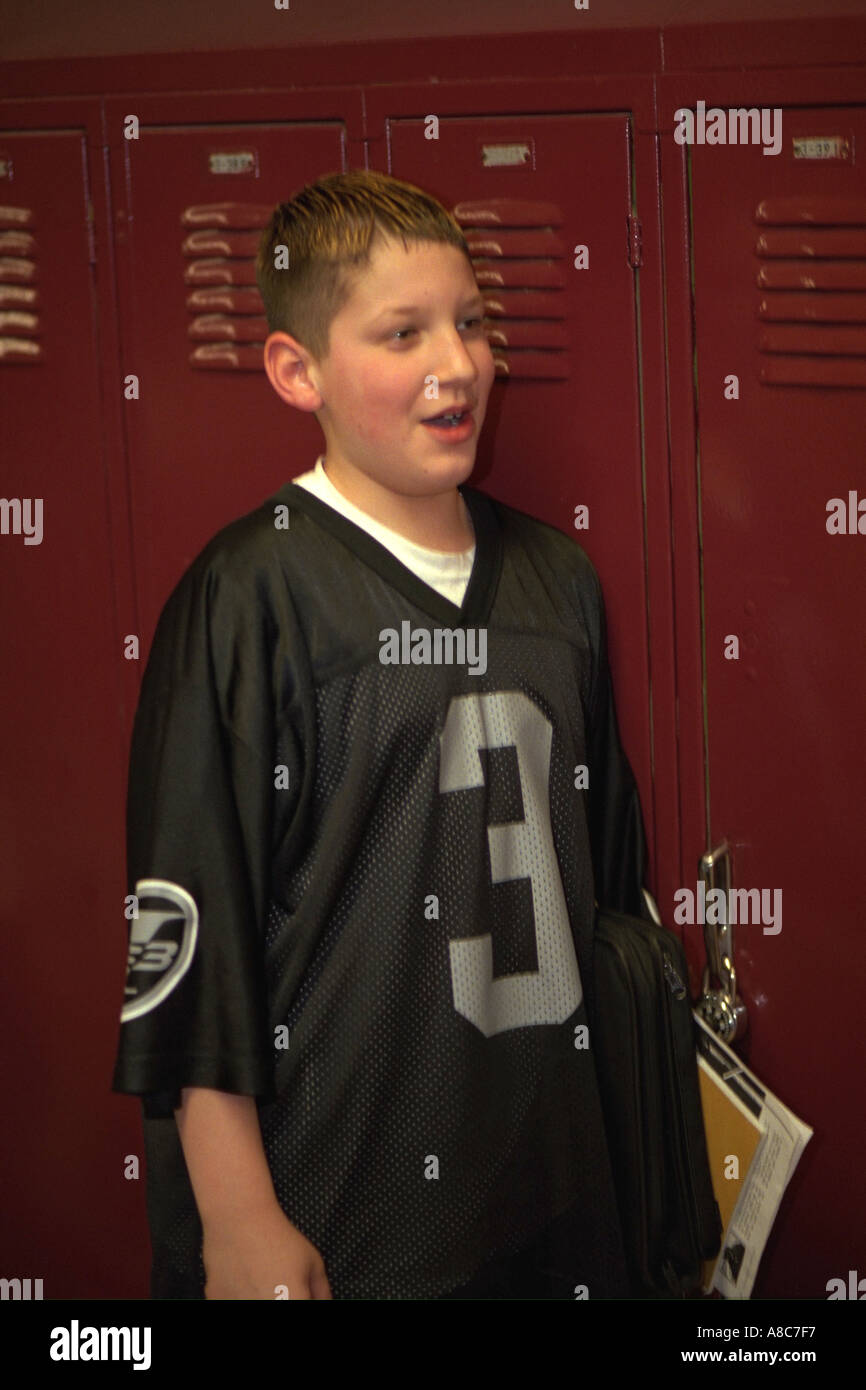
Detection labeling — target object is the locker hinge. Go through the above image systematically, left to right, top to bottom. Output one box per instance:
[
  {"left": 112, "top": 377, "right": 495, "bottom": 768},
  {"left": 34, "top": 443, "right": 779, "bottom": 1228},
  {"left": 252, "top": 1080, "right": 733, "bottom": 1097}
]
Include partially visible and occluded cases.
[{"left": 627, "top": 213, "right": 643, "bottom": 269}]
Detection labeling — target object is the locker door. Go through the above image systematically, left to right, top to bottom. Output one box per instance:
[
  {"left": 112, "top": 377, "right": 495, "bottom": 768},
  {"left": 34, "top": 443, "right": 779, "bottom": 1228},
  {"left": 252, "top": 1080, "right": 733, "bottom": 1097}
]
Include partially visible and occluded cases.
[
  {"left": 689, "top": 104, "right": 866, "bottom": 1295},
  {"left": 388, "top": 114, "right": 652, "bottom": 877},
  {"left": 112, "top": 121, "right": 346, "bottom": 646},
  {"left": 0, "top": 127, "right": 129, "bottom": 1295}
]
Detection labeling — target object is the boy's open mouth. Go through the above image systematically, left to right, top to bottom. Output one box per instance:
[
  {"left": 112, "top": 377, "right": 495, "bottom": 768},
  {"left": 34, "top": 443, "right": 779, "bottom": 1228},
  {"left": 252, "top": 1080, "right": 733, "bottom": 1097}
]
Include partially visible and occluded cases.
[{"left": 423, "top": 409, "right": 471, "bottom": 428}]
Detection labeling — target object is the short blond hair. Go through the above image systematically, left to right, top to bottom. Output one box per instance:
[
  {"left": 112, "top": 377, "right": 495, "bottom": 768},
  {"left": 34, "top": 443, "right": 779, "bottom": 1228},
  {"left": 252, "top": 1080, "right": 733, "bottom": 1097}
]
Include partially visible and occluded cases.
[{"left": 255, "top": 169, "right": 473, "bottom": 361}]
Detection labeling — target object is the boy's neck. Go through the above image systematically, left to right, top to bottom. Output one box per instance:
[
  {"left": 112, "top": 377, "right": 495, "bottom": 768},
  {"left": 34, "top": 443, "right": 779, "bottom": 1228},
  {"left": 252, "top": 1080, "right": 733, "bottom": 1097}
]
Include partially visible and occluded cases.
[{"left": 320, "top": 457, "right": 475, "bottom": 553}]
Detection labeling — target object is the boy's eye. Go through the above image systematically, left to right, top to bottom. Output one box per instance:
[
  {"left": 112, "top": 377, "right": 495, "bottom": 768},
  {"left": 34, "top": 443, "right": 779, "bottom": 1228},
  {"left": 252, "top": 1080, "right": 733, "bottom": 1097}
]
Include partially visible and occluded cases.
[{"left": 392, "top": 318, "right": 485, "bottom": 342}]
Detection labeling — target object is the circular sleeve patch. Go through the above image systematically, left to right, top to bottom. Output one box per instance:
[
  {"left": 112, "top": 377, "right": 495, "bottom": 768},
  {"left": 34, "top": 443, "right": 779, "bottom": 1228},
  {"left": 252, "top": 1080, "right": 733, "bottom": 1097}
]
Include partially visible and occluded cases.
[{"left": 121, "top": 879, "right": 199, "bottom": 1023}]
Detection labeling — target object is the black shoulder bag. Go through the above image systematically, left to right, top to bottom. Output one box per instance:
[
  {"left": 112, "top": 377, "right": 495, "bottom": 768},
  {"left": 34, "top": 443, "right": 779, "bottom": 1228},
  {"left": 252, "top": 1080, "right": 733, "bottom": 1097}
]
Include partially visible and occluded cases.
[{"left": 589, "top": 908, "right": 723, "bottom": 1298}]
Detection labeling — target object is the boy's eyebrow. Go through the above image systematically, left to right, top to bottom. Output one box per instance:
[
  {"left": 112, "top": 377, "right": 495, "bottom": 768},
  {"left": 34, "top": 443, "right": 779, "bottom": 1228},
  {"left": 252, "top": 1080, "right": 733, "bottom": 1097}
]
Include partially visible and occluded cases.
[{"left": 372, "top": 294, "right": 485, "bottom": 321}]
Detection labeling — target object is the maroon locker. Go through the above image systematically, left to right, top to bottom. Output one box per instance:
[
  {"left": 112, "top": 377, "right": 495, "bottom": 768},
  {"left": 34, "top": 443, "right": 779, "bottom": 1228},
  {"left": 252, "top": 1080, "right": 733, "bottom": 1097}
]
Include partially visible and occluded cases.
[
  {"left": 662, "top": 84, "right": 866, "bottom": 1296},
  {"left": 107, "top": 110, "right": 351, "bottom": 649},
  {"left": 386, "top": 111, "right": 656, "bottom": 896},
  {"left": 0, "top": 121, "right": 131, "bottom": 1296}
]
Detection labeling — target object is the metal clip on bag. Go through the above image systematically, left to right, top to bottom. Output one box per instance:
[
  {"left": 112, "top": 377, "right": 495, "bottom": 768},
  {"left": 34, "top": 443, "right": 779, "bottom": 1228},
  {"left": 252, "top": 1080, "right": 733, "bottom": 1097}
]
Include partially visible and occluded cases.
[{"left": 590, "top": 908, "right": 722, "bottom": 1298}]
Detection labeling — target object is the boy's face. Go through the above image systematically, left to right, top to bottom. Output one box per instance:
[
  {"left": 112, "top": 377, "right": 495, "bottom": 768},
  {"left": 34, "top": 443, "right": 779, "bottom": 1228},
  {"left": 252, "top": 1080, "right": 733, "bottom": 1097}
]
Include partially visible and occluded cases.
[{"left": 293, "top": 236, "right": 496, "bottom": 502}]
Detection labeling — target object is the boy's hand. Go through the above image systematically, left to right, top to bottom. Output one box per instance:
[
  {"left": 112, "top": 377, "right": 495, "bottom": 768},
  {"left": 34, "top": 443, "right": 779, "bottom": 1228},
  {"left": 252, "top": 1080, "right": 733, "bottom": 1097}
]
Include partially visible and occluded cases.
[
  {"left": 174, "top": 1088, "right": 331, "bottom": 1298},
  {"left": 202, "top": 1202, "right": 333, "bottom": 1300}
]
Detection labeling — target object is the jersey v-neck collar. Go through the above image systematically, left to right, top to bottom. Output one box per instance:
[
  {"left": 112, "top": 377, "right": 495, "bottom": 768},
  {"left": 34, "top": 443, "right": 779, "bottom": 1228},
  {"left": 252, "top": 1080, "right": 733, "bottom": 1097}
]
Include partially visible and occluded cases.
[{"left": 276, "top": 480, "right": 503, "bottom": 628}]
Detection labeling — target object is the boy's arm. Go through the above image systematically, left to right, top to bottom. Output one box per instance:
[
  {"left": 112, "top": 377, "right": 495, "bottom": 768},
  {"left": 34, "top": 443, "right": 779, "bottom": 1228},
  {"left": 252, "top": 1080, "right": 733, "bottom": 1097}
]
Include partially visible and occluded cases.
[
  {"left": 111, "top": 553, "right": 320, "bottom": 1292},
  {"left": 113, "top": 556, "right": 296, "bottom": 1107},
  {"left": 584, "top": 567, "right": 652, "bottom": 921},
  {"left": 175, "top": 1087, "right": 332, "bottom": 1300}
]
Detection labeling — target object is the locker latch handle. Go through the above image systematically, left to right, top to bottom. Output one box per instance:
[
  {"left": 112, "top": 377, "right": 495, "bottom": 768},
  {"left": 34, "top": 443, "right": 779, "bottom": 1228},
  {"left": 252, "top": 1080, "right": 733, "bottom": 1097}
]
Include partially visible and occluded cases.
[{"left": 696, "top": 840, "right": 748, "bottom": 1043}]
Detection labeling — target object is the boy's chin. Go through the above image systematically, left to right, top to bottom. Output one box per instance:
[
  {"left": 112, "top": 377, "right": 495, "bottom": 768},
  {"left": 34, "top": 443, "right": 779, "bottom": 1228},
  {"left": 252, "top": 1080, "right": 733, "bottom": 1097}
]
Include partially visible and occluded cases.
[{"left": 423, "top": 454, "right": 478, "bottom": 493}]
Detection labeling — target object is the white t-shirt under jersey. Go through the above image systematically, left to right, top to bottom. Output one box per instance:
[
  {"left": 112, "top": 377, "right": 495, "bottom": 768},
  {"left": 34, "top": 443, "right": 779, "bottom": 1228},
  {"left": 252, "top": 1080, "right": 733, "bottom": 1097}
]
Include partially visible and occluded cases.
[{"left": 292, "top": 456, "right": 476, "bottom": 607}]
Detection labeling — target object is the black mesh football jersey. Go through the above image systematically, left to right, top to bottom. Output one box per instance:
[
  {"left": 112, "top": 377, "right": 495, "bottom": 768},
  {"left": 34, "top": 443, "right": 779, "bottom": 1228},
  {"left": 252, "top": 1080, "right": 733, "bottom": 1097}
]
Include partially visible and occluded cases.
[{"left": 112, "top": 480, "right": 649, "bottom": 1300}]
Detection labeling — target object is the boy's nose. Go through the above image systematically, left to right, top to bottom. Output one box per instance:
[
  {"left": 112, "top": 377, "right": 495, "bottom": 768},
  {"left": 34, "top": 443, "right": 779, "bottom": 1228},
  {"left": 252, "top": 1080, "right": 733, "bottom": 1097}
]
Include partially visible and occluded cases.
[{"left": 433, "top": 330, "right": 484, "bottom": 382}]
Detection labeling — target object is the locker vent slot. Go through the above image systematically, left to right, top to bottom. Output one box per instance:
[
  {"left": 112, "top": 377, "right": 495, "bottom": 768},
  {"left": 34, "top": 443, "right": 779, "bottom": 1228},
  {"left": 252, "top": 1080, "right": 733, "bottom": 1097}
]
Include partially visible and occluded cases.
[
  {"left": 754, "top": 195, "right": 866, "bottom": 388},
  {"left": 452, "top": 198, "right": 569, "bottom": 379},
  {"left": 182, "top": 199, "right": 572, "bottom": 378},
  {"left": 182, "top": 203, "right": 272, "bottom": 370},
  {"left": 0, "top": 206, "right": 40, "bottom": 365}
]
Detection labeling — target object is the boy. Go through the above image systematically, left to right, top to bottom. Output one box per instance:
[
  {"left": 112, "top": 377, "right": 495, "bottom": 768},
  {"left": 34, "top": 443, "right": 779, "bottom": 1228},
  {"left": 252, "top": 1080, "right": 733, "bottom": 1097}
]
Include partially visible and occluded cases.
[{"left": 113, "top": 169, "right": 650, "bottom": 1301}]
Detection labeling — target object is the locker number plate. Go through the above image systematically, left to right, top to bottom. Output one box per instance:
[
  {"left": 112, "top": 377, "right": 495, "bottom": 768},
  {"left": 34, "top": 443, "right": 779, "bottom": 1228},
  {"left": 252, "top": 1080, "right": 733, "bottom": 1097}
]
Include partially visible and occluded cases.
[
  {"left": 792, "top": 137, "right": 850, "bottom": 161},
  {"left": 208, "top": 152, "right": 258, "bottom": 176}
]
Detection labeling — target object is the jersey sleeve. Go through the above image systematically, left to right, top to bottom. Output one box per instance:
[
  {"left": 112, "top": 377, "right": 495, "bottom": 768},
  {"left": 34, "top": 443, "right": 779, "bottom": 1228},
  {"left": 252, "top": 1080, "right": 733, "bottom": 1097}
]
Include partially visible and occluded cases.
[
  {"left": 111, "top": 555, "right": 287, "bottom": 1117},
  {"left": 583, "top": 564, "right": 652, "bottom": 921}
]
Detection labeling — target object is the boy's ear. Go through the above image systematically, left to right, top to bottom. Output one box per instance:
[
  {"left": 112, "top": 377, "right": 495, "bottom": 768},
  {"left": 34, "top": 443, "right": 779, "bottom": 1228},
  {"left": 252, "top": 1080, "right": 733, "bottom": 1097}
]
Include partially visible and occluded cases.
[{"left": 262, "top": 332, "right": 324, "bottom": 412}]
